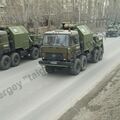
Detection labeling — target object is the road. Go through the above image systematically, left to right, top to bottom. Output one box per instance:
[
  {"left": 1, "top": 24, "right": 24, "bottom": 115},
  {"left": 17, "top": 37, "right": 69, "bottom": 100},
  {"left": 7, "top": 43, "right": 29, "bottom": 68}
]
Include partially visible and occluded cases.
[{"left": 0, "top": 37, "right": 120, "bottom": 120}]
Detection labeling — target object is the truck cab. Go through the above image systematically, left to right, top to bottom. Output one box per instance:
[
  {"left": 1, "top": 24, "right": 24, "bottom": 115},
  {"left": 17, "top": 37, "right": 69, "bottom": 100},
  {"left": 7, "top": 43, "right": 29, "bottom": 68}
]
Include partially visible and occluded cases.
[
  {"left": 106, "top": 25, "right": 119, "bottom": 37},
  {"left": 41, "top": 30, "right": 80, "bottom": 63}
]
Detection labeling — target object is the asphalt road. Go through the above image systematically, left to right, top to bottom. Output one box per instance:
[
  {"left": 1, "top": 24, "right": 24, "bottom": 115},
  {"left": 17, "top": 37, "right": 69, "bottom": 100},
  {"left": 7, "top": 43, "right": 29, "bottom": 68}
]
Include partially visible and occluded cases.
[{"left": 0, "top": 37, "right": 120, "bottom": 120}]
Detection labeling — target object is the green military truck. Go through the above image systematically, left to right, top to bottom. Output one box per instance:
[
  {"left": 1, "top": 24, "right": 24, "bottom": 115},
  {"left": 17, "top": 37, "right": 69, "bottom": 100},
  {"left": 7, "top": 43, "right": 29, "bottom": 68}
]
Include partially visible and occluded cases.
[
  {"left": 39, "top": 23, "right": 104, "bottom": 75},
  {"left": 106, "top": 24, "right": 119, "bottom": 37},
  {"left": 0, "top": 26, "right": 42, "bottom": 70}
]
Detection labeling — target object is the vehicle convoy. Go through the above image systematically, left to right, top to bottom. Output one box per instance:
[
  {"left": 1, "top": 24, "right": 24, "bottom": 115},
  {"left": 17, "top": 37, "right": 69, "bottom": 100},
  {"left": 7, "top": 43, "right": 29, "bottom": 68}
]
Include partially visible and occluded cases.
[
  {"left": 39, "top": 23, "right": 104, "bottom": 75},
  {"left": 0, "top": 26, "right": 42, "bottom": 70}
]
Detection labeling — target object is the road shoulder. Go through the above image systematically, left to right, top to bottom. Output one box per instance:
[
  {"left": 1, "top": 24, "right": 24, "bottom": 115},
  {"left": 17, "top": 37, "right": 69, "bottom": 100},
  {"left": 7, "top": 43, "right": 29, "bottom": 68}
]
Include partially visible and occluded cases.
[{"left": 58, "top": 65, "right": 120, "bottom": 120}]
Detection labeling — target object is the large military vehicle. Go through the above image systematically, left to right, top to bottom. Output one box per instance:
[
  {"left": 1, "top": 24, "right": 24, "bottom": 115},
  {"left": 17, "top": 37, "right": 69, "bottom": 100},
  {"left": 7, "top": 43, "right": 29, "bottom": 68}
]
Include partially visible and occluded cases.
[
  {"left": 39, "top": 23, "right": 104, "bottom": 75},
  {"left": 106, "top": 24, "right": 120, "bottom": 37},
  {"left": 0, "top": 26, "right": 42, "bottom": 70}
]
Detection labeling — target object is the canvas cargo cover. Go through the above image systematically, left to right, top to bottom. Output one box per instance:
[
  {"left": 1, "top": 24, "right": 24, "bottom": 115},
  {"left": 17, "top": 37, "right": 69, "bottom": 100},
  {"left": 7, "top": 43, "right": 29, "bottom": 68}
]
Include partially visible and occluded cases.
[
  {"left": 76, "top": 25, "right": 93, "bottom": 35},
  {"left": 77, "top": 25, "right": 94, "bottom": 51},
  {"left": 8, "top": 26, "right": 28, "bottom": 35},
  {"left": 8, "top": 26, "right": 29, "bottom": 49}
]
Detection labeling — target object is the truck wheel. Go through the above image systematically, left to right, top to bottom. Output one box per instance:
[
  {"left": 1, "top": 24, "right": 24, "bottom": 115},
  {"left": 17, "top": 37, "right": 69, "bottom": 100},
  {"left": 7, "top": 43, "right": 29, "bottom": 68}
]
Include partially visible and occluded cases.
[
  {"left": 30, "top": 47, "right": 39, "bottom": 60},
  {"left": 98, "top": 47, "right": 103, "bottom": 61},
  {"left": 92, "top": 49, "right": 99, "bottom": 63},
  {"left": 11, "top": 53, "right": 21, "bottom": 67},
  {"left": 0, "top": 55, "right": 11, "bottom": 70},
  {"left": 80, "top": 55, "right": 87, "bottom": 71},
  {"left": 70, "top": 59, "right": 81, "bottom": 75},
  {"left": 45, "top": 66, "right": 55, "bottom": 73}
]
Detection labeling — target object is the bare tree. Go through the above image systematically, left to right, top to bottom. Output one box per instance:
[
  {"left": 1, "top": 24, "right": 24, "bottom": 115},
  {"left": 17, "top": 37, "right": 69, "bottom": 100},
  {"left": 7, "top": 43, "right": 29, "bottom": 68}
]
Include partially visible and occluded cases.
[{"left": 0, "top": 0, "right": 119, "bottom": 32}]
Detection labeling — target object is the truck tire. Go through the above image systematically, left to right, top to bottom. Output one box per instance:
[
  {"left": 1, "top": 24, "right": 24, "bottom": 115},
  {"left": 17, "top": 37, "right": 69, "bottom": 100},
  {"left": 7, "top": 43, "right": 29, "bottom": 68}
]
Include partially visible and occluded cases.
[
  {"left": 30, "top": 47, "right": 39, "bottom": 60},
  {"left": 98, "top": 47, "right": 103, "bottom": 61},
  {"left": 92, "top": 49, "right": 99, "bottom": 63},
  {"left": 11, "top": 52, "right": 21, "bottom": 67},
  {"left": 0, "top": 55, "right": 11, "bottom": 70},
  {"left": 80, "top": 55, "right": 87, "bottom": 71},
  {"left": 70, "top": 59, "right": 81, "bottom": 75},
  {"left": 45, "top": 66, "right": 55, "bottom": 73}
]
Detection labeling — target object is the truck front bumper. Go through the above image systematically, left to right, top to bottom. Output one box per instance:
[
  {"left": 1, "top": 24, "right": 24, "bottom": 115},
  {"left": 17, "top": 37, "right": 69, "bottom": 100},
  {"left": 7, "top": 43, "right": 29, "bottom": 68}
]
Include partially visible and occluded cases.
[{"left": 39, "top": 60, "right": 72, "bottom": 67}]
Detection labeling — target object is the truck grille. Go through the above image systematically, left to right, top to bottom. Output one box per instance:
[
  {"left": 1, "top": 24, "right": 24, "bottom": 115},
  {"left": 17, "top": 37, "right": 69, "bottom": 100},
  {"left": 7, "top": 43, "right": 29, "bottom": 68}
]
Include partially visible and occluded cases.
[{"left": 45, "top": 53, "right": 64, "bottom": 61}]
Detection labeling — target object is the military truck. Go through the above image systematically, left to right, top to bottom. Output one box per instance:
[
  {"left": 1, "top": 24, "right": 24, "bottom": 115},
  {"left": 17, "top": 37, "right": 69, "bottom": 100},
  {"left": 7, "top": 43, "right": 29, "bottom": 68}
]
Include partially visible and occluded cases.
[
  {"left": 39, "top": 23, "right": 104, "bottom": 75},
  {"left": 106, "top": 24, "right": 119, "bottom": 37},
  {"left": 0, "top": 26, "right": 42, "bottom": 70}
]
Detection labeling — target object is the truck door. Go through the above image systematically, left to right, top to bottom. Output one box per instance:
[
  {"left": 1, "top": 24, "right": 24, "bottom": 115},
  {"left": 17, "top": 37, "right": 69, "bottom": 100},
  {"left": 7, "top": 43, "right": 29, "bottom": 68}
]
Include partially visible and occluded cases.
[{"left": 69, "top": 34, "right": 80, "bottom": 58}]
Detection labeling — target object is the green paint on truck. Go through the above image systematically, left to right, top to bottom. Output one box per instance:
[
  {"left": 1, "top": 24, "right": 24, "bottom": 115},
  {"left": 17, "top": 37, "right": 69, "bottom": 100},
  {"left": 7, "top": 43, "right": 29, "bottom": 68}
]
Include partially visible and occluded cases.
[
  {"left": 39, "top": 23, "right": 104, "bottom": 75},
  {"left": 0, "top": 26, "right": 42, "bottom": 70}
]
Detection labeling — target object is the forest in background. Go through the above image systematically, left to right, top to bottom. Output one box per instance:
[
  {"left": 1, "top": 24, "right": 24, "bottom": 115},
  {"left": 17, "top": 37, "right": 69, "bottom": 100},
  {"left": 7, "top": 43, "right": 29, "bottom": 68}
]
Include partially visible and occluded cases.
[{"left": 0, "top": 0, "right": 119, "bottom": 32}]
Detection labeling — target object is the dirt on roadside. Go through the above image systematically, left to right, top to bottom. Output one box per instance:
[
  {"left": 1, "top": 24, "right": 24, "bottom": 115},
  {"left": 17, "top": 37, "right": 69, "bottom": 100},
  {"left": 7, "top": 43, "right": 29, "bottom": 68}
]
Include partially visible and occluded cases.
[{"left": 58, "top": 65, "right": 120, "bottom": 120}]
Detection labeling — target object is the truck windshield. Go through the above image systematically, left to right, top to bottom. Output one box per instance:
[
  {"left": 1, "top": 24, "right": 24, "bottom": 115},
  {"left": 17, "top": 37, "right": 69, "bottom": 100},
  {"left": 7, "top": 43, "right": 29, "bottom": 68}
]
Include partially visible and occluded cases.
[{"left": 43, "top": 34, "right": 69, "bottom": 47}]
